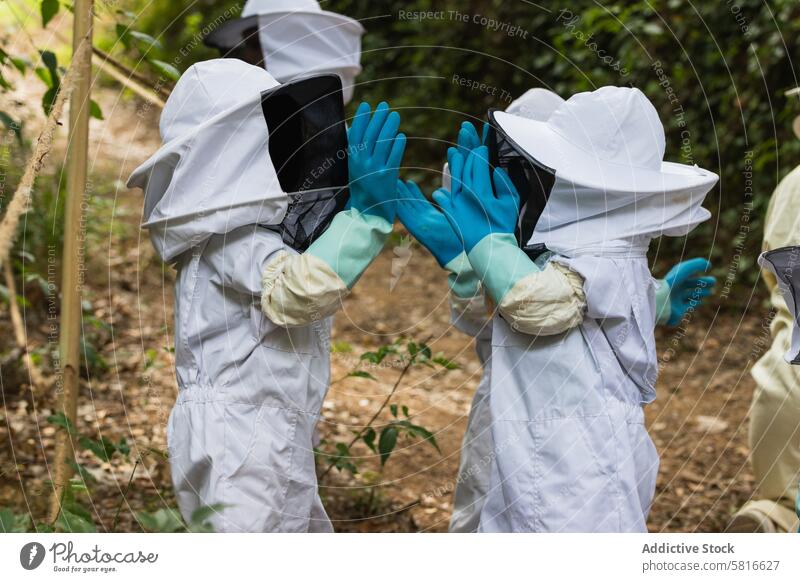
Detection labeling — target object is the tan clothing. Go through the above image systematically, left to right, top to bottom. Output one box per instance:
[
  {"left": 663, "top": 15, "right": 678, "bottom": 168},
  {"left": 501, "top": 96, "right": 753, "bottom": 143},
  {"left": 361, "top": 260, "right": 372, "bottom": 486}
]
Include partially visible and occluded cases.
[{"left": 750, "top": 165, "right": 800, "bottom": 508}]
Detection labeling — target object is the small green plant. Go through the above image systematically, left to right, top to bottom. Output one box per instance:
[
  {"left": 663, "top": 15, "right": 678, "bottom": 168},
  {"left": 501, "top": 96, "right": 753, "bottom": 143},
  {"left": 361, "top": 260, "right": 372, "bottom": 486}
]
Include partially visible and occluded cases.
[
  {"left": 317, "top": 337, "right": 457, "bottom": 515},
  {"left": 34, "top": 412, "right": 166, "bottom": 532}
]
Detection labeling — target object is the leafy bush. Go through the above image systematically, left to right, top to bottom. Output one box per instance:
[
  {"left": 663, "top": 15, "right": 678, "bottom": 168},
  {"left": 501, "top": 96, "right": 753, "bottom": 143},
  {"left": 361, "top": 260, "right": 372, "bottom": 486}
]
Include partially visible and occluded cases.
[{"left": 120, "top": 0, "right": 800, "bottom": 290}]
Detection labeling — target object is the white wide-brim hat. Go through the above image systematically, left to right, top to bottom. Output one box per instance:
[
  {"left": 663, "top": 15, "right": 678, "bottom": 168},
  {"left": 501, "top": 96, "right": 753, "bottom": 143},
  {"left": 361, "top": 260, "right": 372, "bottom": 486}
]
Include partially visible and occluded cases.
[
  {"left": 494, "top": 86, "right": 718, "bottom": 195},
  {"left": 505, "top": 88, "right": 565, "bottom": 121}
]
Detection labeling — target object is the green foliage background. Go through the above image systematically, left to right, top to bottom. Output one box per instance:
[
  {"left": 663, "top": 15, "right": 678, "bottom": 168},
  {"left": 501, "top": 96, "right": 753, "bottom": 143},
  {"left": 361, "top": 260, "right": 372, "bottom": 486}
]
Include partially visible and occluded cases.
[{"left": 115, "top": 0, "right": 800, "bottom": 289}]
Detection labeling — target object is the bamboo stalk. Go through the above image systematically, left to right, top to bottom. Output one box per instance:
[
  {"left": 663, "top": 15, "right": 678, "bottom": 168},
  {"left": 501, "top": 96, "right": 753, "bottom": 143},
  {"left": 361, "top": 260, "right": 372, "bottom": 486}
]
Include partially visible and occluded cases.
[
  {"left": 49, "top": 0, "right": 95, "bottom": 522},
  {"left": 93, "top": 56, "right": 165, "bottom": 109},
  {"left": 0, "top": 62, "right": 77, "bottom": 269},
  {"left": 3, "top": 261, "right": 47, "bottom": 392}
]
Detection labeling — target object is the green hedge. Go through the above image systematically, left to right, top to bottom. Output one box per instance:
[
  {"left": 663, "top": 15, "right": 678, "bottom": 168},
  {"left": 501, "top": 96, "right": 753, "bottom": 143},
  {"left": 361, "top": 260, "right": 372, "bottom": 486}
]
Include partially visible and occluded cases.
[{"left": 123, "top": 0, "right": 800, "bottom": 289}]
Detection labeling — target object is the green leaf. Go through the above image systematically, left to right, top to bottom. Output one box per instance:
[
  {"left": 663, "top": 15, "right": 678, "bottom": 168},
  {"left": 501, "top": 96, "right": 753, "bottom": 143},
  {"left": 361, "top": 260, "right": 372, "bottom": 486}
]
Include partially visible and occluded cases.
[
  {"left": 41, "top": 0, "right": 60, "bottom": 28},
  {"left": 116, "top": 23, "right": 130, "bottom": 49},
  {"left": 129, "top": 30, "right": 163, "bottom": 52},
  {"left": 40, "top": 51, "right": 59, "bottom": 85},
  {"left": 147, "top": 59, "right": 179, "bottom": 81},
  {"left": 34, "top": 67, "right": 51, "bottom": 87},
  {"left": 42, "top": 86, "right": 57, "bottom": 116},
  {"left": 90, "top": 100, "right": 104, "bottom": 120},
  {"left": 0, "top": 111, "right": 21, "bottom": 143},
  {"left": 331, "top": 341, "right": 352, "bottom": 353},
  {"left": 420, "top": 343, "right": 433, "bottom": 360},
  {"left": 433, "top": 355, "right": 459, "bottom": 370},
  {"left": 348, "top": 370, "right": 377, "bottom": 381},
  {"left": 389, "top": 404, "right": 398, "bottom": 418},
  {"left": 402, "top": 405, "right": 410, "bottom": 418},
  {"left": 47, "top": 411, "right": 77, "bottom": 435},
  {"left": 394, "top": 420, "right": 441, "bottom": 454},
  {"left": 378, "top": 426, "right": 398, "bottom": 466},
  {"left": 362, "top": 427, "right": 377, "bottom": 453},
  {"left": 79, "top": 436, "right": 117, "bottom": 462},
  {"left": 69, "top": 461, "right": 97, "bottom": 483},
  {"left": 188, "top": 504, "right": 227, "bottom": 532},
  {"left": 0, "top": 508, "right": 30, "bottom": 532},
  {"left": 57, "top": 508, "right": 96, "bottom": 533},
  {"left": 136, "top": 508, "right": 185, "bottom": 533},
  {"left": 0, "top": 509, "right": 15, "bottom": 532},
  {"left": 35, "top": 523, "right": 54, "bottom": 533}
]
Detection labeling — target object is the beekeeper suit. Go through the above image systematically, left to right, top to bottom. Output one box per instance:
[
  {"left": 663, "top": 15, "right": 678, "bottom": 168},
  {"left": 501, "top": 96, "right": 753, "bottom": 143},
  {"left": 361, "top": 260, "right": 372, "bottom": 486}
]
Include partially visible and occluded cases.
[
  {"left": 204, "top": 0, "right": 364, "bottom": 104},
  {"left": 127, "top": 59, "right": 406, "bottom": 532},
  {"left": 427, "top": 86, "right": 717, "bottom": 532},
  {"left": 399, "top": 88, "right": 717, "bottom": 532},
  {"left": 444, "top": 89, "right": 566, "bottom": 534},
  {"left": 727, "top": 167, "right": 800, "bottom": 532}
]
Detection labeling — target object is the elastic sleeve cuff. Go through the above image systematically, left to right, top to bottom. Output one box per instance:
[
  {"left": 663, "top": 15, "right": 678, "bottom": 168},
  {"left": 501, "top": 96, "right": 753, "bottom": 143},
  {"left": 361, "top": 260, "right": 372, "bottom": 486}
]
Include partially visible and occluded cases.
[
  {"left": 307, "top": 208, "right": 393, "bottom": 289},
  {"left": 467, "top": 233, "right": 540, "bottom": 304},
  {"left": 261, "top": 251, "right": 349, "bottom": 327},
  {"left": 444, "top": 252, "right": 482, "bottom": 299},
  {"left": 498, "top": 262, "right": 587, "bottom": 336},
  {"left": 654, "top": 279, "right": 671, "bottom": 325}
]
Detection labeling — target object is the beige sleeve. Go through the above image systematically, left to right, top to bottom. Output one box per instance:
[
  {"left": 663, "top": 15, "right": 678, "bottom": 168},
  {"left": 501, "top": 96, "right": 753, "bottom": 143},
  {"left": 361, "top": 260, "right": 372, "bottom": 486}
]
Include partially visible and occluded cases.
[
  {"left": 261, "top": 251, "right": 349, "bottom": 327},
  {"left": 498, "top": 262, "right": 587, "bottom": 336}
]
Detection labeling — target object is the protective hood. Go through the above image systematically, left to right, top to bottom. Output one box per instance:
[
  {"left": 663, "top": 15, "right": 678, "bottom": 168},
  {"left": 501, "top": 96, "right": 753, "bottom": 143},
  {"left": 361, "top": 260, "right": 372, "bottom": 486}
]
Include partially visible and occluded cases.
[
  {"left": 203, "top": 0, "right": 364, "bottom": 103},
  {"left": 127, "top": 59, "right": 348, "bottom": 262},
  {"left": 127, "top": 59, "right": 285, "bottom": 263},
  {"left": 490, "top": 86, "right": 717, "bottom": 254},
  {"left": 490, "top": 87, "right": 718, "bottom": 400},
  {"left": 759, "top": 246, "right": 800, "bottom": 364}
]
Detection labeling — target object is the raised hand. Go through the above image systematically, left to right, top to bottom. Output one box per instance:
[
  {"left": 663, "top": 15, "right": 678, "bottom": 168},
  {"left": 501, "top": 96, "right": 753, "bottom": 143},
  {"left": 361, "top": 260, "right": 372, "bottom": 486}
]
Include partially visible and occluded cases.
[
  {"left": 347, "top": 102, "right": 407, "bottom": 223},
  {"left": 396, "top": 180, "right": 463, "bottom": 268}
]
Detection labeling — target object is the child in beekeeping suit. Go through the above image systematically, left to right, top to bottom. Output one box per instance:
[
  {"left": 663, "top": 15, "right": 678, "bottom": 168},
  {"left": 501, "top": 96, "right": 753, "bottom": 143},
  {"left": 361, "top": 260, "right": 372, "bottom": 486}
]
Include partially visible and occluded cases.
[
  {"left": 128, "top": 58, "right": 406, "bottom": 532},
  {"left": 409, "top": 86, "right": 717, "bottom": 531},
  {"left": 398, "top": 88, "right": 716, "bottom": 532}
]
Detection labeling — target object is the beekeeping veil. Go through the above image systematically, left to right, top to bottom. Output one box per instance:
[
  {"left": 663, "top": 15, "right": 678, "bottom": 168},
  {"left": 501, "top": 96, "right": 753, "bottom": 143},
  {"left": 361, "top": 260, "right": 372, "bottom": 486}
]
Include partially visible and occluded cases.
[
  {"left": 203, "top": 0, "right": 364, "bottom": 104},
  {"left": 127, "top": 59, "right": 348, "bottom": 262},
  {"left": 488, "top": 86, "right": 718, "bottom": 399},
  {"left": 759, "top": 247, "right": 800, "bottom": 364}
]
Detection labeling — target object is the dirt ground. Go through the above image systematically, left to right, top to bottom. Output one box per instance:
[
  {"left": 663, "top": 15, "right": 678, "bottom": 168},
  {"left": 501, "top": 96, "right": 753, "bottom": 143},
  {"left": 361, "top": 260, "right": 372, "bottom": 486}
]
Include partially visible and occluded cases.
[{"left": 0, "top": 78, "right": 769, "bottom": 533}]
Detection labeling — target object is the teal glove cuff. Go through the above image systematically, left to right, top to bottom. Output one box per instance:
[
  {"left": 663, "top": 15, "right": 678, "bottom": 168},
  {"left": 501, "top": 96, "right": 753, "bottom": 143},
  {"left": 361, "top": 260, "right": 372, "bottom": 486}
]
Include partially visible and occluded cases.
[
  {"left": 308, "top": 209, "right": 393, "bottom": 289},
  {"left": 467, "top": 233, "right": 540, "bottom": 304},
  {"left": 444, "top": 252, "right": 481, "bottom": 299},
  {"left": 654, "top": 279, "right": 671, "bottom": 325}
]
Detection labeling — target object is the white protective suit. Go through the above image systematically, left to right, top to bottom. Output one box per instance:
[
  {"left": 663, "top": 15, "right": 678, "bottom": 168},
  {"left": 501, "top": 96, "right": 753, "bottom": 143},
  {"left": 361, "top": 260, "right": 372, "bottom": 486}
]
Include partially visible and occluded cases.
[
  {"left": 204, "top": 0, "right": 364, "bottom": 104},
  {"left": 128, "top": 59, "right": 391, "bottom": 532},
  {"left": 471, "top": 87, "right": 718, "bottom": 532},
  {"left": 448, "top": 88, "right": 565, "bottom": 533}
]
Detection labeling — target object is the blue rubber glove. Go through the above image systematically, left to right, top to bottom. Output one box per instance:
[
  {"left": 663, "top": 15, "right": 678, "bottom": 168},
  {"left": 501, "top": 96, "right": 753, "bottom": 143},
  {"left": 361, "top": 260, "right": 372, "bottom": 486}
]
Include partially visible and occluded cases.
[
  {"left": 347, "top": 102, "right": 407, "bottom": 224},
  {"left": 446, "top": 121, "right": 489, "bottom": 196},
  {"left": 433, "top": 146, "right": 520, "bottom": 252},
  {"left": 434, "top": 147, "right": 536, "bottom": 304},
  {"left": 396, "top": 180, "right": 463, "bottom": 267},
  {"left": 396, "top": 180, "right": 481, "bottom": 298},
  {"left": 659, "top": 258, "right": 717, "bottom": 326}
]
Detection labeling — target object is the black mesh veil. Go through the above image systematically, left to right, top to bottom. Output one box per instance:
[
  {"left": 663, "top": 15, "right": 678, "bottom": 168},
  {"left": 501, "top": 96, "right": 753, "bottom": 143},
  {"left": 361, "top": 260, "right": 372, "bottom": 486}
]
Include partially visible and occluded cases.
[
  {"left": 261, "top": 74, "right": 349, "bottom": 252},
  {"left": 486, "top": 109, "right": 555, "bottom": 260},
  {"left": 760, "top": 245, "right": 800, "bottom": 365}
]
